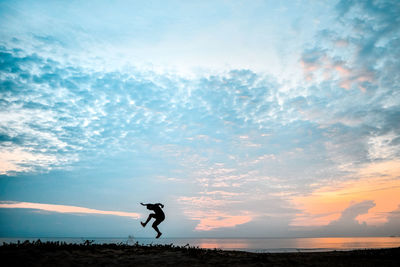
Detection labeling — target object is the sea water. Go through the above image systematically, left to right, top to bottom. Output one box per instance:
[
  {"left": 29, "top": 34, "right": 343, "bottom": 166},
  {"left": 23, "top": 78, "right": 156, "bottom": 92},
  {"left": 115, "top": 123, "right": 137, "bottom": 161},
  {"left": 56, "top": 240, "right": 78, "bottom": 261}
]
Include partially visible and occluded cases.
[{"left": 1, "top": 237, "right": 400, "bottom": 253}]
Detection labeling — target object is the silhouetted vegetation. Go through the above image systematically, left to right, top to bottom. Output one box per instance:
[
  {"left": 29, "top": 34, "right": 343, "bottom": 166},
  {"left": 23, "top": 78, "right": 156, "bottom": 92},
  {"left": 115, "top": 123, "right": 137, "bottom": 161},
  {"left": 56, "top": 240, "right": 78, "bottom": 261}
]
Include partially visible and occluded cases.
[{"left": 1, "top": 240, "right": 400, "bottom": 266}]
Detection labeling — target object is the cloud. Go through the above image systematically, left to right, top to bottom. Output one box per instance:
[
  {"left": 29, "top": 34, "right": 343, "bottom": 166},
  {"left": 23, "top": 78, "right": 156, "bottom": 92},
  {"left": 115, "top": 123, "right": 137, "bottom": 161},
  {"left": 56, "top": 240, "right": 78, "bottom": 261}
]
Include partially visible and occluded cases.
[
  {"left": 295, "top": 0, "right": 400, "bottom": 171},
  {"left": 0, "top": 45, "right": 288, "bottom": 178},
  {"left": 0, "top": 46, "right": 183, "bottom": 174},
  {"left": 0, "top": 147, "right": 65, "bottom": 174},
  {"left": 291, "top": 159, "right": 400, "bottom": 230},
  {"left": 177, "top": 195, "right": 251, "bottom": 231},
  {"left": 328, "top": 200, "right": 375, "bottom": 226},
  {"left": 0, "top": 201, "right": 140, "bottom": 219},
  {"left": 319, "top": 201, "right": 400, "bottom": 236},
  {"left": 190, "top": 210, "right": 252, "bottom": 231}
]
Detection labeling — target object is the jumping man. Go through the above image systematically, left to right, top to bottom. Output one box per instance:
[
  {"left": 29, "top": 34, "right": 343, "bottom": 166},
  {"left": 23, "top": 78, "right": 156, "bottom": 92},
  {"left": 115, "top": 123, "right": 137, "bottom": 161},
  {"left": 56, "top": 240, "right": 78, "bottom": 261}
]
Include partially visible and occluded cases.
[{"left": 140, "top": 202, "right": 165, "bottom": 238}]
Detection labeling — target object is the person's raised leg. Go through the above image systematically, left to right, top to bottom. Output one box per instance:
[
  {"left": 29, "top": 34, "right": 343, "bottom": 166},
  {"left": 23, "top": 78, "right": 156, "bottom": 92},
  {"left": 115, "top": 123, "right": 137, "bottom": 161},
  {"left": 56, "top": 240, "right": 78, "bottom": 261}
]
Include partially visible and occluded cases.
[
  {"left": 141, "top": 213, "right": 155, "bottom": 227},
  {"left": 152, "top": 220, "right": 162, "bottom": 238}
]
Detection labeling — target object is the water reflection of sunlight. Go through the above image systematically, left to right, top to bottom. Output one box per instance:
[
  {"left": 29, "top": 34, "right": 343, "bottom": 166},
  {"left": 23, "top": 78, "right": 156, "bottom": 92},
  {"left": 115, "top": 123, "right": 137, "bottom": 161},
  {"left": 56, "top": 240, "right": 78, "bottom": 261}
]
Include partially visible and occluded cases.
[
  {"left": 195, "top": 237, "right": 400, "bottom": 251},
  {"left": 295, "top": 237, "right": 400, "bottom": 249}
]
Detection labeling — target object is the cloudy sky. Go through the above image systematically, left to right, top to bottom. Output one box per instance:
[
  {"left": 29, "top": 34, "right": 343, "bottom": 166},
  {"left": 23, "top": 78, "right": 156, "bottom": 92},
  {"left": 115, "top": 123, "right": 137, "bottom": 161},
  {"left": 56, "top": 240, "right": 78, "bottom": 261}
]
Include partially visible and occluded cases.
[{"left": 0, "top": 0, "right": 399, "bottom": 238}]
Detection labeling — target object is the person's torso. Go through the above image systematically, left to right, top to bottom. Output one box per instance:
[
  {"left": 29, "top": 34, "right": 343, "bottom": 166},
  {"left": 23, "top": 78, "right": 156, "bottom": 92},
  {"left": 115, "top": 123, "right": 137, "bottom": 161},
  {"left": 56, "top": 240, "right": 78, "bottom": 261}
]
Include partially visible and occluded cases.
[{"left": 149, "top": 205, "right": 165, "bottom": 218}]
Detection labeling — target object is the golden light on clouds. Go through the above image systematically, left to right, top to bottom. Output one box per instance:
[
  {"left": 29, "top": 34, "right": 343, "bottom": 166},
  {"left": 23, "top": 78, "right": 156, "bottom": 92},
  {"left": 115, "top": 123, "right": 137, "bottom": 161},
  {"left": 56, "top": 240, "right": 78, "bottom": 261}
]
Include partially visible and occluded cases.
[
  {"left": 291, "top": 160, "right": 400, "bottom": 227},
  {"left": 178, "top": 195, "right": 253, "bottom": 231},
  {"left": 195, "top": 213, "right": 252, "bottom": 231}
]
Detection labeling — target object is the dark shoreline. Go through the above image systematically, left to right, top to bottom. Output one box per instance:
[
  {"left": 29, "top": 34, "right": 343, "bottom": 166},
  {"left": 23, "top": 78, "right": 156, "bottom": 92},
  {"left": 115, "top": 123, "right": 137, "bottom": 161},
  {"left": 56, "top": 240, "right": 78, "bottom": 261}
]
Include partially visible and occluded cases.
[{"left": 1, "top": 240, "right": 399, "bottom": 267}]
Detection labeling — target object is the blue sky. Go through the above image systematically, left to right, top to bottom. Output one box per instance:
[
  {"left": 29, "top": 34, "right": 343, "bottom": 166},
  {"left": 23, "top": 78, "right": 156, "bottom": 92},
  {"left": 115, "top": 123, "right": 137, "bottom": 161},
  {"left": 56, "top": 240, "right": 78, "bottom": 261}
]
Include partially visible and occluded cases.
[{"left": 0, "top": 0, "right": 400, "bottom": 238}]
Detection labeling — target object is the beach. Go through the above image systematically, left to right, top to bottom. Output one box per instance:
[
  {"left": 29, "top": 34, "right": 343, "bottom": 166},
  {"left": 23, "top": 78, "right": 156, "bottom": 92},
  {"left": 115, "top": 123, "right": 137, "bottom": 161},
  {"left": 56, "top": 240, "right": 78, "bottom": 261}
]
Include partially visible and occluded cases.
[{"left": 1, "top": 241, "right": 399, "bottom": 267}]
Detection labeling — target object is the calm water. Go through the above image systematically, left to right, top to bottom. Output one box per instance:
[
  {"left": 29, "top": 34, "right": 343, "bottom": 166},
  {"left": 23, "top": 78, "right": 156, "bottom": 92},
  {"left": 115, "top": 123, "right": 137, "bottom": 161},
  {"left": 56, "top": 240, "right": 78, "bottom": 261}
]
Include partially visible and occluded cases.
[{"left": 1, "top": 237, "right": 400, "bottom": 252}]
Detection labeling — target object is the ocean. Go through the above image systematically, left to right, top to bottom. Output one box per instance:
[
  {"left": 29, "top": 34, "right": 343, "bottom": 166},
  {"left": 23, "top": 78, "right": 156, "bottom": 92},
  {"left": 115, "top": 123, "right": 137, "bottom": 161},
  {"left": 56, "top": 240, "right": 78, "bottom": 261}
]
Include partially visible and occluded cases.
[{"left": 1, "top": 237, "right": 400, "bottom": 252}]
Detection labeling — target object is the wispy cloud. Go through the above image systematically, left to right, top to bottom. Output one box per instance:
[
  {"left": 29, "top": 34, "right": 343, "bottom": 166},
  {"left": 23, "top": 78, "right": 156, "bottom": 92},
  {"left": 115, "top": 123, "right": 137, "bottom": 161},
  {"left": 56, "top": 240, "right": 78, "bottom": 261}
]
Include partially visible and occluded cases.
[{"left": 0, "top": 201, "right": 140, "bottom": 219}]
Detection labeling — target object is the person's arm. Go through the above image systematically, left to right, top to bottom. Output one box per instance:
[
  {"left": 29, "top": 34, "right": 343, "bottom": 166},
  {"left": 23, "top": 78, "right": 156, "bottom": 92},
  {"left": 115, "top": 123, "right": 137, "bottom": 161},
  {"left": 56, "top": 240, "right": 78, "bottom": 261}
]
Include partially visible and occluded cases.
[
  {"left": 140, "top": 202, "right": 149, "bottom": 206},
  {"left": 155, "top": 203, "right": 164, "bottom": 208}
]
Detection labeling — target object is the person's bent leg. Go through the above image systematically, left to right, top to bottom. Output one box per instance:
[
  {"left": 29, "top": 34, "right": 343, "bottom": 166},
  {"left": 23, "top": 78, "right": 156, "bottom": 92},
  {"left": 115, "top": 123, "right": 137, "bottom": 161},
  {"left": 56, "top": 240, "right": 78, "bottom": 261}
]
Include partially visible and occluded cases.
[
  {"left": 141, "top": 213, "right": 155, "bottom": 227},
  {"left": 152, "top": 219, "right": 162, "bottom": 238}
]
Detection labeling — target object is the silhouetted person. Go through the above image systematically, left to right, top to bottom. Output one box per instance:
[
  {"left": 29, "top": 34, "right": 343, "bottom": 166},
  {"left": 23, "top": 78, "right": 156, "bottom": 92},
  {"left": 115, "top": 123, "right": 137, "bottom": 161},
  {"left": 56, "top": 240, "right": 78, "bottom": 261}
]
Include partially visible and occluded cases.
[{"left": 140, "top": 202, "right": 165, "bottom": 238}]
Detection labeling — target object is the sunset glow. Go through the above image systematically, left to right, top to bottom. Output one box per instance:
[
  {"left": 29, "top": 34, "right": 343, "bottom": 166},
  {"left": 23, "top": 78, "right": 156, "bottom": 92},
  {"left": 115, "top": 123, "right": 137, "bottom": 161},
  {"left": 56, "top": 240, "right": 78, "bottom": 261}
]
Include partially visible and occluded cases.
[{"left": 291, "top": 160, "right": 400, "bottom": 227}]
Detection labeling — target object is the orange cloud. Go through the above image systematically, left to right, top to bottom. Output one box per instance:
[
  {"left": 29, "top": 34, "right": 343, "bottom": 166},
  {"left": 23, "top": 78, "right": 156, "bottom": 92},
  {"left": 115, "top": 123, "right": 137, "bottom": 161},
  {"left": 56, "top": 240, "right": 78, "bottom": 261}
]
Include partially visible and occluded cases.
[
  {"left": 300, "top": 51, "right": 374, "bottom": 92},
  {"left": 335, "top": 65, "right": 350, "bottom": 76},
  {"left": 339, "top": 80, "right": 351, "bottom": 90},
  {"left": 291, "top": 160, "right": 400, "bottom": 227},
  {"left": 178, "top": 196, "right": 252, "bottom": 231},
  {"left": 0, "top": 201, "right": 140, "bottom": 219},
  {"left": 190, "top": 210, "right": 252, "bottom": 231}
]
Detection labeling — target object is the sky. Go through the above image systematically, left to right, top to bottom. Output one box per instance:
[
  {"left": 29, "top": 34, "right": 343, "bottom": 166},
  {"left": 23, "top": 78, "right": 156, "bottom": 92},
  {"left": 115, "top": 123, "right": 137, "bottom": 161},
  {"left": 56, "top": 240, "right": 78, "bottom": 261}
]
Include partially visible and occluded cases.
[{"left": 0, "top": 0, "right": 399, "bottom": 238}]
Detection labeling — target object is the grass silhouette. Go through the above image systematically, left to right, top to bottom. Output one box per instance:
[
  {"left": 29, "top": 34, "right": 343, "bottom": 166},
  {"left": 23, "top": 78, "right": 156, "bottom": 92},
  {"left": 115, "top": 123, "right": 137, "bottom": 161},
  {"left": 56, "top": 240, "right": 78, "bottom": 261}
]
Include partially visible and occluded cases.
[{"left": 1, "top": 240, "right": 399, "bottom": 266}]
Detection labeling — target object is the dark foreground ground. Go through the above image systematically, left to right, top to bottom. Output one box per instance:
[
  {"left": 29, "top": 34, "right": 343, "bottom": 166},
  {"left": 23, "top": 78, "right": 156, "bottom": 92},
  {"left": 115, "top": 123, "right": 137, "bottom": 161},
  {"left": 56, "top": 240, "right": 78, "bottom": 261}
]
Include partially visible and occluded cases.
[{"left": 1, "top": 240, "right": 400, "bottom": 267}]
